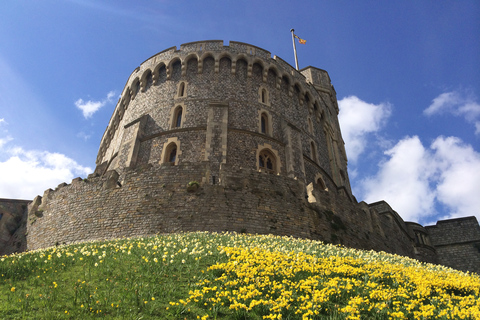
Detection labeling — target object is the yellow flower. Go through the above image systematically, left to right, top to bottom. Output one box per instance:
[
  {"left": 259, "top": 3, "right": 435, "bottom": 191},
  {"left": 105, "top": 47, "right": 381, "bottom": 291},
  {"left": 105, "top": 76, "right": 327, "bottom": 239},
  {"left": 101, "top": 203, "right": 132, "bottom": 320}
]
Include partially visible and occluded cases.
[{"left": 10, "top": 287, "right": 15, "bottom": 292}]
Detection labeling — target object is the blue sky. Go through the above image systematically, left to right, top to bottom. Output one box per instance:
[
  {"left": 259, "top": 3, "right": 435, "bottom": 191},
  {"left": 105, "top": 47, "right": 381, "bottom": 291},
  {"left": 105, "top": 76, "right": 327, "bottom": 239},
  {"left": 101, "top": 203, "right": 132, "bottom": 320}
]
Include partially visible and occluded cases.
[{"left": 0, "top": 1, "right": 479, "bottom": 225}]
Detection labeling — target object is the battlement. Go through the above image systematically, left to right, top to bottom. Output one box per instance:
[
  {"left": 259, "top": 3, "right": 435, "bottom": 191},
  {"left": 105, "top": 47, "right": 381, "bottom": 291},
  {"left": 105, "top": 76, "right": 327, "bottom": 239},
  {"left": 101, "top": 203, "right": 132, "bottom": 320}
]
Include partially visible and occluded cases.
[
  {"left": 1, "top": 41, "right": 478, "bottom": 273},
  {"left": 21, "top": 161, "right": 421, "bottom": 262}
]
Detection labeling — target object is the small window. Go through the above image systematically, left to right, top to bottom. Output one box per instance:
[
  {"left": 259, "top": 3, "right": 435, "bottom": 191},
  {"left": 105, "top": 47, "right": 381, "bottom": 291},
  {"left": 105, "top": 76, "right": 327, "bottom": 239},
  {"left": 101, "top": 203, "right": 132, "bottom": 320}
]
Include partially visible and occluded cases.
[
  {"left": 178, "top": 82, "right": 186, "bottom": 97},
  {"left": 258, "top": 87, "right": 269, "bottom": 105},
  {"left": 174, "top": 107, "right": 183, "bottom": 128},
  {"left": 259, "top": 111, "right": 271, "bottom": 136},
  {"left": 261, "top": 113, "right": 267, "bottom": 134},
  {"left": 164, "top": 142, "right": 178, "bottom": 165},
  {"left": 168, "top": 146, "right": 177, "bottom": 163},
  {"left": 259, "top": 149, "right": 276, "bottom": 174},
  {"left": 316, "top": 177, "right": 327, "bottom": 191},
  {"left": 415, "top": 232, "right": 426, "bottom": 245}
]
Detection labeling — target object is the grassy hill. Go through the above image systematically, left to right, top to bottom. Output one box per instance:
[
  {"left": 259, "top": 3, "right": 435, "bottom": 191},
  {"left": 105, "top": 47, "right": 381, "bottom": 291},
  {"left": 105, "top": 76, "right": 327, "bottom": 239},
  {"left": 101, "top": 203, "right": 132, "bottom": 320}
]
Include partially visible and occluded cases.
[{"left": 1, "top": 232, "right": 479, "bottom": 319}]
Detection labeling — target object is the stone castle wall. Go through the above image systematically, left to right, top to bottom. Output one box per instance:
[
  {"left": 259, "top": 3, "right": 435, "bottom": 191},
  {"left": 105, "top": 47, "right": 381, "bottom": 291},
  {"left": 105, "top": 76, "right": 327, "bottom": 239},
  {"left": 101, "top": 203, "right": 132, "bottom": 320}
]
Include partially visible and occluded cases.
[
  {"left": 2, "top": 40, "right": 477, "bottom": 273},
  {"left": 94, "top": 40, "right": 350, "bottom": 195},
  {"left": 26, "top": 162, "right": 418, "bottom": 262},
  {"left": 426, "top": 217, "right": 480, "bottom": 273}
]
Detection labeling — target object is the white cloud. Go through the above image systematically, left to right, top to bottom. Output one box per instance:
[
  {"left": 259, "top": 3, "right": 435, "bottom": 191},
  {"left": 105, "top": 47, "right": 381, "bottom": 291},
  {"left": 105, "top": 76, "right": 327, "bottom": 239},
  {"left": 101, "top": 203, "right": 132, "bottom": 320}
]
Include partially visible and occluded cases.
[
  {"left": 75, "top": 90, "right": 116, "bottom": 118},
  {"left": 424, "top": 90, "right": 480, "bottom": 135},
  {"left": 106, "top": 91, "right": 116, "bottom": 100},
  {"left": 423, "top": 91, "right": 460, "bottom": 115},
  {"left": 338, "top": 96, "right": 392, "bottom": 163},
  {"left": 358, "top": 135, "right": 480, "bottom": 223},
  {"left": 360, "top": 136, "right": 437, "bottom": 222},
  {"left": 431, "top": 136, "right": 480, "bottom": 220},
  {"left": 0, "top": 147, "right": 91, "bottom": 200}
]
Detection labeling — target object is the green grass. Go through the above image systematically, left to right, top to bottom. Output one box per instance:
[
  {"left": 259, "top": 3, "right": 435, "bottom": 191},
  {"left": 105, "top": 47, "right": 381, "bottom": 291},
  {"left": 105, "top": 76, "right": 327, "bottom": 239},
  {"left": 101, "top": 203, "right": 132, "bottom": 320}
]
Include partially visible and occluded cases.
[{"left": 0, "top": 232, "right": 479, "bottom": 319}]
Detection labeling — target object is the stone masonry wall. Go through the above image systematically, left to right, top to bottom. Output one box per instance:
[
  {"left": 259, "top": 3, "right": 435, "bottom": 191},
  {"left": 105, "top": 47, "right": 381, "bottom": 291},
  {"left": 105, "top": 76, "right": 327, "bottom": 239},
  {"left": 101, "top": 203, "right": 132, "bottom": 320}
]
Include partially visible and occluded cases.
[
  {"left": 15, "top": 41, "right": 480, "bottom": 274},
  {"left": 95, "top": 41, "right": 350, "bottom": 198},
  {"left": 26, "top": 162, "right": 420, "bottom": 262},
  {"left": 426, "top": 217, "right": 480, "bottom": 273}
]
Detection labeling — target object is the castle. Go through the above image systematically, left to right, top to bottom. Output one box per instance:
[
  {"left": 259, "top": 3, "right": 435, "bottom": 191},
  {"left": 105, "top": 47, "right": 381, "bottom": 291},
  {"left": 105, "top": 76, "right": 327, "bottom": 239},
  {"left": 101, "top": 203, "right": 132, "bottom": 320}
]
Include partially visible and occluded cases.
[{"left": 1, "top": 41, "right": 479, "bottom": 273}]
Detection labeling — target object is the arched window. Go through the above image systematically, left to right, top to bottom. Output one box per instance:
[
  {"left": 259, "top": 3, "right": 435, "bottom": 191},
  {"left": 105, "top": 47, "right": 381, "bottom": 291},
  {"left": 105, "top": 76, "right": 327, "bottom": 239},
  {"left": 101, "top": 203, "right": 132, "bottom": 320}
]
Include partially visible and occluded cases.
[
  {"left": 258, "top": 86, "right": 269, "bottom": 105},
  {"left": 170, "top": 105, "right": 184, "bottom": 129},
  {"left": 174, "top": 107, "right": 183, "bottom": 128},
  {"left": 258, "top": 110, "right": 272, "bottom": 136},
  {"left": 261, "top": 113, "right": 268, "bottom": 134},
  {"left": 161, "top": 138, "right": 181, "bottom": 166},
  {"left": 164, "top": 142, "right": 178, "bottom": 165},
  {"left": 259, "top": 149, "right": 276, "bottom": 174},
  {"left": 316, "top": 177, "right": 327, "bottom": 191}
]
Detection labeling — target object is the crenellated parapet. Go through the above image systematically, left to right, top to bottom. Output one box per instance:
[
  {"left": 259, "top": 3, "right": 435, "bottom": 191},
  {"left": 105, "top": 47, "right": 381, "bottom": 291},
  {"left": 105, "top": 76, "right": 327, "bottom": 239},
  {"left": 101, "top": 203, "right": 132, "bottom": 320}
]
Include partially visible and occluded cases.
[
  {"left": 5, "top": 40, "right": 477, "bottom": 274},
  {"left": 95, "top": 41, "right": 348, "bottom": 195},
  {"left": 20, "top": 161, "right": 422, "bottom": 260}
]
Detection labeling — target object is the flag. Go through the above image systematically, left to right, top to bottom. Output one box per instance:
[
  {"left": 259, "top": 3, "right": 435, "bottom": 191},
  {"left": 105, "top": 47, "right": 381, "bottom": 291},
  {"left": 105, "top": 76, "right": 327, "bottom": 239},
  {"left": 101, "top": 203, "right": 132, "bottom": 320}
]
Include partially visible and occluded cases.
[{"left": 294, "top": 34, "right": 306, "bottom": 44}]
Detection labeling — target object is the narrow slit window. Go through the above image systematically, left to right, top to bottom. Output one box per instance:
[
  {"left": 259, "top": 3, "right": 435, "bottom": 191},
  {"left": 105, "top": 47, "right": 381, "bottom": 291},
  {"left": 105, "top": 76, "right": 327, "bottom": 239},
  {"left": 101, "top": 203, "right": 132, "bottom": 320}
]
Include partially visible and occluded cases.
[
  {"left": 179, "top": 82, "right": 185, "bottom": 97},
  {"left": 174, "top": 107, "right": 183, "bottom": 128},
  {"left": 261, "top": 114, "right": 267, "bottom": 134}
]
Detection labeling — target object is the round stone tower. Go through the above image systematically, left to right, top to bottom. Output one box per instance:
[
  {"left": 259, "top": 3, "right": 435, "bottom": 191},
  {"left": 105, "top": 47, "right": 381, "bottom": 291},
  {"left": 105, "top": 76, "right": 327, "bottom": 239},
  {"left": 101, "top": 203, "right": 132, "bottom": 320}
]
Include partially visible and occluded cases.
[
  {"left": 96, "top": 40, "right": 351, "bottom": 194},
  {"left": 21, "top": 41, "right": 480, "bottom": 273},
  {"left": 28, "top": 41, "right": 372, "bottom": 252}
]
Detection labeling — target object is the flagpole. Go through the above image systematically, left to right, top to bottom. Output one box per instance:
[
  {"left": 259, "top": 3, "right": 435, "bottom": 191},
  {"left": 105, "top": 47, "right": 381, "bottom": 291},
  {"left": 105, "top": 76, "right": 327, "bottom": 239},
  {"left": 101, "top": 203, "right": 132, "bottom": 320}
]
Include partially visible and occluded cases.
[{"left": 290, "top": 28, "right": 299, "bottom": 70}]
